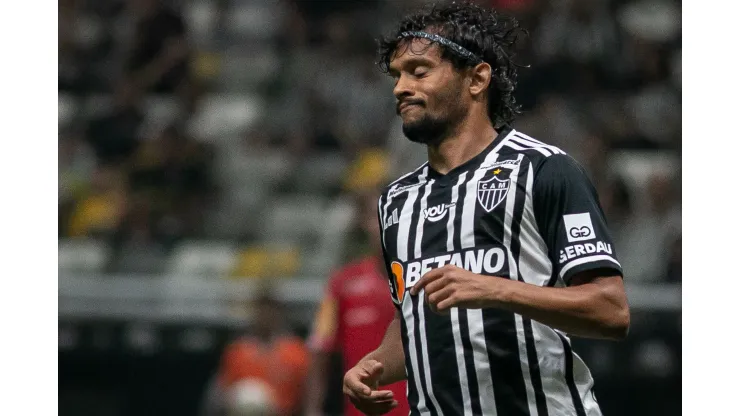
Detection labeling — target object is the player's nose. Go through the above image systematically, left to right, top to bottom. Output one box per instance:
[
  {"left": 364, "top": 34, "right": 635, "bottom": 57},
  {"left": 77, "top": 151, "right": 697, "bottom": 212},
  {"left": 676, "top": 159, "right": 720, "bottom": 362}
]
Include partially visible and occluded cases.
[{"left": 393, "top": 73, "right": 415, "bottom": 102}]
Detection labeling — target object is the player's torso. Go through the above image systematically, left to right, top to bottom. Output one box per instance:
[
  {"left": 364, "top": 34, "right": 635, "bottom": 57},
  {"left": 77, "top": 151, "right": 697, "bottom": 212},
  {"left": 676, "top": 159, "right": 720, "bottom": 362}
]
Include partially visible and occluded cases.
[
  {"left": 378, "top": 130, "right": 602, "bottom": 416},
  {"left": 381, "top": 149, "right": 546, "bottom": 301}
]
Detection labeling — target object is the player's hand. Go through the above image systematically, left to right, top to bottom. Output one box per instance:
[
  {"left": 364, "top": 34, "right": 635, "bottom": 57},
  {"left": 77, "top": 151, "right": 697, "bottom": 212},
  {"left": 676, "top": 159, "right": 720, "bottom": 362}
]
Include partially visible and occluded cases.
[
  {"left": 410, "top": 264, "right": 502, "bottom": 313},
  {"left": 343, "top": 360, "right": 398, "bottom": 415}
]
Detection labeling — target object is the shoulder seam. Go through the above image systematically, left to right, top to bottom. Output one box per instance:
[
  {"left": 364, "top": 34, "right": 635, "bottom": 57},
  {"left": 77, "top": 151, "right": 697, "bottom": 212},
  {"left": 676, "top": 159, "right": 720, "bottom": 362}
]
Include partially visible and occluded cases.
[
  {"left": 506, "top": 132, "right": 566, "bottom": 157},
  {"left": 387, "top": 161, "right": 429, "bottom": 188}
]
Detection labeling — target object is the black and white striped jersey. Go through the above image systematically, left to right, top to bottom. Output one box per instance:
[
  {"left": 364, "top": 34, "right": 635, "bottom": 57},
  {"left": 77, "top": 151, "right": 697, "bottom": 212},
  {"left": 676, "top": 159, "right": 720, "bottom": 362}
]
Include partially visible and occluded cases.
[{"left": 377, "top": 126, "right": 622, "bottom": 416}]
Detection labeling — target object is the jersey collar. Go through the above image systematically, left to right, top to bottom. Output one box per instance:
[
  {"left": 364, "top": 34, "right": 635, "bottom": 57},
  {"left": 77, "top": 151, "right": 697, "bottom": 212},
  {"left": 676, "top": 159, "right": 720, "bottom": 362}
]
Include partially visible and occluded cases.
[{"left": 426, "top": 125, "right": 514, "bottom": 181}]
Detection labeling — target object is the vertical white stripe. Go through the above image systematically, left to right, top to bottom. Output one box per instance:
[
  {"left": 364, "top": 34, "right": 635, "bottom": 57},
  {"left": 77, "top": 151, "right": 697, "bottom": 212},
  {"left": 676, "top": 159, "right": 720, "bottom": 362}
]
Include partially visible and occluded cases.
[
  {"left": 459, "top": 149, "right": 502, "bottom": 415},
  {"left": 500, "top": 154, "right": 538, "bottom": 416},
  {"left": 501, "top": 154, "right": 525, "bottom": 250},
  {"left": 517, "top": 163, "right": 553, "bottom": 286},
  {"left": 397, "top": 168, "right": 427, "bottom": 262},
  {"left": 446, "top": 173, "right": 467, "bottom": 252},
  {"left": 414, "top": 179, "right": 435, "bottom": 259},
  {"left": 417, "top": 291, "right": 444, "bottom": 416},
  {"left": 403, "top": 297, "right": 430, "bottom": 415},
  {"left": 450, "top": 308, "right": 472, "bottom": 416},
  {"left": 466, "top": 308, "right": 497, "bottom": 415},
  {"left": 530, "top": 322, "right": 574, "bottom": 416},
  {"left": 535, "top": 326, "right": 602, "bottom": 415},
  {"left": 556, "top": 328, "right": 601, "bottom": 415},
  {"left": 573, "top": 350, "right": 602, "bottom": 416}
]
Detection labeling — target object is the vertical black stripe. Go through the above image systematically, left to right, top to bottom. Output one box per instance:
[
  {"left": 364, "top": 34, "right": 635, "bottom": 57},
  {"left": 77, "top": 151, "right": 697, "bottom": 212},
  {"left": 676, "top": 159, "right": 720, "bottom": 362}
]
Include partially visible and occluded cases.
[
  {"left": 510, "top": 165, "right": 550, "bottom": 416},
  {"left": 411, "top": 295, "right": 437, "bottom": 416},
  {"left": 423, "top": 304, "right": 463, "bottom": 415},
  {"left": 483, "top": 310, "right": 529, "bottom": 416},
  {"left": 457, "top": 311, "right": 482, "bottom": 415},
  {"left": 400, "top": 315, "right": 420, "bottom": 415},
  {"left": 557, "top": 333, "right": 587, "bottom": 416}
]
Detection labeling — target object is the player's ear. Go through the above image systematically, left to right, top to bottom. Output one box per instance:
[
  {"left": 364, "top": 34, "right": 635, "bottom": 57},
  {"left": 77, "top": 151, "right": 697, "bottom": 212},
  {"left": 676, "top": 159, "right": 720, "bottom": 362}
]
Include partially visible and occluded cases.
[{"left": 468, "top": 62, "right": 492, "bottom": 97}]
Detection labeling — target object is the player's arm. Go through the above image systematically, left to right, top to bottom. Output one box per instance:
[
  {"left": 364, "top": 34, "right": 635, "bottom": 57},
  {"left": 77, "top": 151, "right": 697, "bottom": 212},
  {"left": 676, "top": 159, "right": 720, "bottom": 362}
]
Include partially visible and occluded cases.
[
  {"left": 414, "top": 154, "right": 630, "bottom": 340},
  {"left": 415, "top": 266, "right": 628, "bottom": 340},
  {"left": 357, "top": 309, "right": 407, "bottom": 385},
  {"left": 342, "top": 310, "right": 405, "bottom": 415}
]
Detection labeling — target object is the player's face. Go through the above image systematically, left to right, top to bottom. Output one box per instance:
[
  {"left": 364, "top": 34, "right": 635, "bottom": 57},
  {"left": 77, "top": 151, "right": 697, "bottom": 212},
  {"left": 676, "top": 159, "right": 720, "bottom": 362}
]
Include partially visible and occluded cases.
[{"left": 389, "top": 39, "right": 469, "bottom": 145}]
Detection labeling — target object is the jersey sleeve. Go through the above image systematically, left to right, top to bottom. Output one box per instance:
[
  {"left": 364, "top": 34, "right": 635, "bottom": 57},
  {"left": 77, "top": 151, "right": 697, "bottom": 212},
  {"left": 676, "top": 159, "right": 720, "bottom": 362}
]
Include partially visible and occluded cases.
[
  {"left": 532, "top": 154, "right": 623, "bottom": 285},
  {"left": 377, "top": 194, "right": 403, "bottom": 309},
  {"left": 306, "top": 274, "right": 340, "bottom": 353}
]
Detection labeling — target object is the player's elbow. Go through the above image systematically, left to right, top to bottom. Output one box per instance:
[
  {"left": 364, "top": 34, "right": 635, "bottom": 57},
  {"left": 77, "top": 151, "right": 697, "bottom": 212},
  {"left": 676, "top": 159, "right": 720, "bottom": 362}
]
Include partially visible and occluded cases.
[
  {"left": 594, "top": 281, "right": 630, "bottom": 340},
  {"left": 600, "top": 292, "right": 630, "bottom": 340},
  {"left": 604, "top": 304, "right": 630, "bottom": 340}
]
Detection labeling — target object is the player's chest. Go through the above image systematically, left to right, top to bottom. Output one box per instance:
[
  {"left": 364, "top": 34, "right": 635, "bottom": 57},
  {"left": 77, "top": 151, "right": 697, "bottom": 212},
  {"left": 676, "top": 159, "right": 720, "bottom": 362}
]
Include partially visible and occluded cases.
[{"left": 381, "top": 172, "right": 527, "bottom": 255}]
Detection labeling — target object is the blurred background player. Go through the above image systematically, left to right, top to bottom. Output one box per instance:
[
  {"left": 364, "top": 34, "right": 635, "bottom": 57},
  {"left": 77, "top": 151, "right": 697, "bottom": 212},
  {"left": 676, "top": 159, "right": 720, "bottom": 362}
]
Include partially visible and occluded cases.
[
  {"left": 58, "top": 0, "right": 681, "bottom": 415},
  {"left": 304, "top": 190, "right": 410, "bottom": 416},
  {"left": 201, "top": 288, "right": 309, "bottom": 416}
]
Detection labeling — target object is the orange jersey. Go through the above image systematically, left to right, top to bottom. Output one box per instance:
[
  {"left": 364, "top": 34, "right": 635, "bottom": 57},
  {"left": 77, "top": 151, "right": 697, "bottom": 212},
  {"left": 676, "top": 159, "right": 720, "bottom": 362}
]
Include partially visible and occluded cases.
[
  {"left": 309, "top": 257, "right": 409, "bottom": 416},
  {"left": 219, "top": 336, "right": 309, "bottom": 415}
]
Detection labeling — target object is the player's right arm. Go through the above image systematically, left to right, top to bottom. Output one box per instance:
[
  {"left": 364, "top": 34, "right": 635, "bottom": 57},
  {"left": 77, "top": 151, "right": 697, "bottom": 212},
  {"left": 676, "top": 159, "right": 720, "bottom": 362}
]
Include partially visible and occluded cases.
[
  {"left": 358, "top": 309, "right": 406, "bottom": 385},
  {"left": 342, "top": 310, "right": 405, "bottom": 414}
]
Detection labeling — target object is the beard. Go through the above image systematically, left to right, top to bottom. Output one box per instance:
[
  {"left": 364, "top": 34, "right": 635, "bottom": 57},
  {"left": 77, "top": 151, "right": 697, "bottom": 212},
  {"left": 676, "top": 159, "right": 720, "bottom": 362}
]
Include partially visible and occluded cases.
[
  {"left": 400, "top": 82, "right": 467, "bottom": 145},
  {"left": 401, "top": 112, "right": 453, "bottom": 145}
]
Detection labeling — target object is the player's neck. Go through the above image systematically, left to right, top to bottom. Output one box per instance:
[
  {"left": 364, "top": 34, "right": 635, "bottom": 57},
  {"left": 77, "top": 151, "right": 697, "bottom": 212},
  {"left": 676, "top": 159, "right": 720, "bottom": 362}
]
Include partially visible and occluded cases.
[{"left": 427, "top": 111, "right": 496, "bottom": 175}]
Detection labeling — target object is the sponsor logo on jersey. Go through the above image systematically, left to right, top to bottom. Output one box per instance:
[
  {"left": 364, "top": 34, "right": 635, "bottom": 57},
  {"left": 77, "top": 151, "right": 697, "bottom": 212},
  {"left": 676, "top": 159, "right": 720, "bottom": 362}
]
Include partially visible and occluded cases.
[
  {"left": 477, "top": 175, "right": 510, "bottom": 212},
  {"left": 389, "top": 182, "right": 424, "bottom": 198},
  {"left": 423, "top": 202, "right": 456, "bottom": 222},
  {"left": 383, "top": 208, "right": 399, "bottom": 230},
  {"left": 563, "top": 213, "right": 595, "bottom": 242},
  {"left": 559, "top": 241, "right": 613, "bottom": 264},
  {"left": 389, "top": 247, "right": 507, "bottom": 302}
]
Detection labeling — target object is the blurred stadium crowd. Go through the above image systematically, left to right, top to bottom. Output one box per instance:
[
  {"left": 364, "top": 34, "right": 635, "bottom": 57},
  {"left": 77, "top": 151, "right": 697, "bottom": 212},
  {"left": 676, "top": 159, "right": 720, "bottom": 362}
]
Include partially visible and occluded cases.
[
  {"left": 58, "top": 0, "right": 681, "bottom": 284},
  {"left": 58, "top": 0, "right": 681, "bottom": 415}
]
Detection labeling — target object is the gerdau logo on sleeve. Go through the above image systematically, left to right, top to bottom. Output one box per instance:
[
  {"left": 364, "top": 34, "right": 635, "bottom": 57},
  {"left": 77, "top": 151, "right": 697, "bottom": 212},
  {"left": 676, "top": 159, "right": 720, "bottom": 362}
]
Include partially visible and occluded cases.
[{"left": 558, "top": 241, "right": 613, "bottom": 264}]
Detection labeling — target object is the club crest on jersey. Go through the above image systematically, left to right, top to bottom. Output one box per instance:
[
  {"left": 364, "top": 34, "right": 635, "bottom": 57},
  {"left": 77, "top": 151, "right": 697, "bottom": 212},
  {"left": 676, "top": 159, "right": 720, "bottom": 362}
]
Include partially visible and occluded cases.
[{"left": 477, "top": 175, "right": 510, "bottom": 212}]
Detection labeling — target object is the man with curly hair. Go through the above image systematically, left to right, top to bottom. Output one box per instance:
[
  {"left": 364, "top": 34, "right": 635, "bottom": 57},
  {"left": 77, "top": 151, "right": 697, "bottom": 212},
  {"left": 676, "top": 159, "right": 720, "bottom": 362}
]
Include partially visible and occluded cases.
[{"left": 342, "top": 2, "right": 630, "bottom": 416}]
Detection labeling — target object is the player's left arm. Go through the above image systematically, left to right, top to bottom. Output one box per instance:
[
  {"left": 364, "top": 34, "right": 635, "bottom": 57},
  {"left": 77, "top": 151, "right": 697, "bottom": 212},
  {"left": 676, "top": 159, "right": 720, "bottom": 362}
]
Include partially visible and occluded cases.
[{"left": 413, "top": 154, "right": 630, "bottom": 340}]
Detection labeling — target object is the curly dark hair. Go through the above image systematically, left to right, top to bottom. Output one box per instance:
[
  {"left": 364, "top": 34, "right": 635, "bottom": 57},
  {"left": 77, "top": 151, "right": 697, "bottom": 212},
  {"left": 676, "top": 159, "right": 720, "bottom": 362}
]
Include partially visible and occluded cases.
[{"left": 377, "top": 1, "right": 527, "bottom": 126}]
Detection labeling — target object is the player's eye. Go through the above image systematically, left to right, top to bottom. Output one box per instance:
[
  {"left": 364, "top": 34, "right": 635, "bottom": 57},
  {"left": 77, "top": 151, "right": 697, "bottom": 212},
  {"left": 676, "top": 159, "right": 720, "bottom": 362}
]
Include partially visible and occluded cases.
[{"left": 413, "top": 67, "right": 429, "bottom": 77}]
